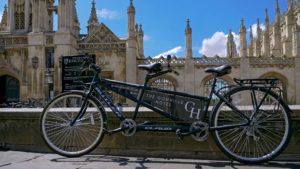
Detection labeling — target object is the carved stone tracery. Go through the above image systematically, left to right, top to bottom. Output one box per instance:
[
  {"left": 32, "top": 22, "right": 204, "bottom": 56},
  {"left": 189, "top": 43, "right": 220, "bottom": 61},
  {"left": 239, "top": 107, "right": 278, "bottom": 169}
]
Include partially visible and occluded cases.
[
  {"left": 14, "top": 2, "right": 25, "bottom": 30},
  {"left": 83, "top": 23, "right": 120, "bottom": 44}
]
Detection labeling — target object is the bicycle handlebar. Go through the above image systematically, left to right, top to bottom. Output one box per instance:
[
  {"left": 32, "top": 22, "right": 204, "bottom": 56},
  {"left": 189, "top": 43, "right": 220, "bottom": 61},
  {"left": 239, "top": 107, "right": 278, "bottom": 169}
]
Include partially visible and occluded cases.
[
  {"left": 83, "top": 53, "right": 178, "bottom": 77},
  {"left": 81, "top": 54, "right": 102, "bottom": 73},
  {"left": 91, "top": 64, "right": 102, "bottom": 73}
]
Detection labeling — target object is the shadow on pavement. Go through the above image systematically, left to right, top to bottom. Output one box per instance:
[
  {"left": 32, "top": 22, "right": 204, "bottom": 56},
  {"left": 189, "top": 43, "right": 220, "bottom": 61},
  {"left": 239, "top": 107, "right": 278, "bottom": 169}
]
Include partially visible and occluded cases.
[{"left": 50, "top": 155, "right": 300, "bottom": 169}]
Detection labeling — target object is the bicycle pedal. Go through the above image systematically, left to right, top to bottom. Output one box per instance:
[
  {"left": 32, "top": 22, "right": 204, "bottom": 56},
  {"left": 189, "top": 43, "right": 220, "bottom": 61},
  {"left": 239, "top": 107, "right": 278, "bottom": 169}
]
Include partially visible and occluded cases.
[{"left": 176, "top": 129, "right": 183, "bottom": 141}]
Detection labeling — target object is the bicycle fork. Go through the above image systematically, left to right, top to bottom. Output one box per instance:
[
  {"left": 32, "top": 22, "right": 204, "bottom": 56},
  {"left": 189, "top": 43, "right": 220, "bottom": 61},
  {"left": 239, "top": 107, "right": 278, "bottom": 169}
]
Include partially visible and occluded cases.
[{"left": 70, "top": 93, "right": 90, "bottom": 127}]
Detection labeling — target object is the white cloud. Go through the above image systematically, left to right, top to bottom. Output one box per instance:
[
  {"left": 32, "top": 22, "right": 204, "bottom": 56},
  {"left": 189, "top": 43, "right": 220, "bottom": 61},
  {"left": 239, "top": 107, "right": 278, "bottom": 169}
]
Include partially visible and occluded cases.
[
  {"left": 97, "top": 9, "right": 119, "bottom": 20},
  {"left": 247, "top": 23, "right": 265, "bottom": 38},
  {"left": 198, "top": 31, "right": 239, "bottom": 57},
  {"left": 154, "top": 46, "right": 183, "bottom": 58}
]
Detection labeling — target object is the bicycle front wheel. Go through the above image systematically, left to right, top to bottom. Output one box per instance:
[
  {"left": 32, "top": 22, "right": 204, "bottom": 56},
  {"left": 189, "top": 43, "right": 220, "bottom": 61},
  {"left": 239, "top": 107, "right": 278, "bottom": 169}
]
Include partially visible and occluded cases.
[
  {"left": 211, "top": 86, "right": 291, "bottom": 164},
  {"left": 40, "top": 91, "right": 107, "bottom": 157}
]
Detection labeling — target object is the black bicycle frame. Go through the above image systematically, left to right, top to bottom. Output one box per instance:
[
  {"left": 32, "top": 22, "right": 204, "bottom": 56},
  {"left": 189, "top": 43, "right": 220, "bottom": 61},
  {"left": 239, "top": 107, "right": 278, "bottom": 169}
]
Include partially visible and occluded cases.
[{"left": 73, "top": 66, "right": 257, "bottom": 134}]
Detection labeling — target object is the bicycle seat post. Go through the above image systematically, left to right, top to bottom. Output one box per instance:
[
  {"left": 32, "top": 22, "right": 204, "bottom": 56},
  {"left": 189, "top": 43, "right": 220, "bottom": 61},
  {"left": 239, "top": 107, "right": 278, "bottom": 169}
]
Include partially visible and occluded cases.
[{"left": 132, "top": 72, "right": 150, "bottom": 120}]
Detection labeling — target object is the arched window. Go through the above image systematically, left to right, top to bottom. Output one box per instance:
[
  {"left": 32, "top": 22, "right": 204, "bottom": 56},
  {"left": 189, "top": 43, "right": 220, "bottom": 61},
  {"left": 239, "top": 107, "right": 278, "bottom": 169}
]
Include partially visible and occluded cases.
[
  {"left": 14, "top": 2, "right": 25, "bottom": 30},
  {"left": 14, "top": 12, "right": 20, "bottom": 29},
  {"left": 260, "top": 72, "right": 287, "bottom": 102},
  {"left": 0, "top": 75, "right": 20, "bottom": 103},
  {"left": 261, "top": 76, "right": 286, "bottom": 105},
  {"left": 203, "top": 77, "right": 230, "bottom": 105},
  {"left": 149, "top": 78, "right": 175, "bottom": 91},
  {"left": 204, "top": 78, "right": 229, "bottom": 97}
]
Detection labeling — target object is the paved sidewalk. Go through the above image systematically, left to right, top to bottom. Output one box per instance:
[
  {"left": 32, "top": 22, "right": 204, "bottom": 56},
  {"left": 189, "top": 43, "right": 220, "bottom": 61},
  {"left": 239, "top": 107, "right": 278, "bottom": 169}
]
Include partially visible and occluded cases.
[{"left": 0, "top": 151, "right": 300, "bottom": 169}]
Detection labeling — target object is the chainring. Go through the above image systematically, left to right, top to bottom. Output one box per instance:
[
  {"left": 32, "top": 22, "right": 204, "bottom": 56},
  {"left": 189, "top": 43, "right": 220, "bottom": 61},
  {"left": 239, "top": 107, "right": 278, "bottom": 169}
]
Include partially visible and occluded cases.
[
  {"left": 120, "top": 119, "right": 136, "bottom": 136},
  {"left": 190, "top": 121, "right": 209, "bottom": 142}
]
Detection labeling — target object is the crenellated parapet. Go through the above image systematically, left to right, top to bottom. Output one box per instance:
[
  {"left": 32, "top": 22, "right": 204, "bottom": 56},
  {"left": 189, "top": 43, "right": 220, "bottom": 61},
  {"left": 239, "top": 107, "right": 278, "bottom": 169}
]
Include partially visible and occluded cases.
[
  {"left": 139, "top": 54, "right": 295, "bottom": 69},
  {"left": 139, "top": 55, "right": 240, "bottom": 67},
  {"left": 194, "top": 55, "right": 240, "bottom": 67},
  {"left": 140, "top": 56, "right": 186, "bottom": 66},
  {"left": 249, "top": 56, "right": 295, "bottom": 68}
]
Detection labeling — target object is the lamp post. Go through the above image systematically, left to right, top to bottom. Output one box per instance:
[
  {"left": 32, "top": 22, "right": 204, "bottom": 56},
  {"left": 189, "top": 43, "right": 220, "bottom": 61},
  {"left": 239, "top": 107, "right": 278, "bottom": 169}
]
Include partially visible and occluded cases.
[{"left": 45, "top": 69, "right": 54, "bottom": 99}]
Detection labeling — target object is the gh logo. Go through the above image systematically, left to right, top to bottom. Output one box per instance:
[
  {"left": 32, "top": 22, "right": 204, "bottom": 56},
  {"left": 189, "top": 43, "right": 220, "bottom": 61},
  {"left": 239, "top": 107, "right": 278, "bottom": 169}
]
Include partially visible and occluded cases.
[{"left": 184, "top": 101, "right": 202, "bottom": 119}]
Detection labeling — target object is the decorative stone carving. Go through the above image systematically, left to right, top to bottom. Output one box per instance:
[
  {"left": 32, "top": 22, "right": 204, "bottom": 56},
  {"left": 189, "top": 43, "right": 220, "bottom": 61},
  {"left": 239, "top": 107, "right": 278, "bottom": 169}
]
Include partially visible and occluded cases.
[
  {"left": 83, "top": 23, "right": 120, "bottom": 44},
  {"left": 46, "top": 35, "right": 53, "bottom": 45},
  {"left": 78, "top": 42, "right": 126, "bottom": 50},
  {"left": 194, "top": 55, "right": 240, "bottom": 66},
  {"left": 31, "top": 56, "right": 39, "bottom": 69},
  {"left": 141, "top": 56, "right": 186, "bottom": 66},
  {"left": 249, "top": 56, "right": 295, "bottom": 68}
]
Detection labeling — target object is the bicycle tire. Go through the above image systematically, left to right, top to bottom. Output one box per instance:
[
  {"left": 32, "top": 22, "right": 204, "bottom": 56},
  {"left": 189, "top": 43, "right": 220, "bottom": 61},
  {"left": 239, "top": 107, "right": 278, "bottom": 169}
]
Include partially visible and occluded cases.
[
  {"left": 210, "top": 86, "right": 292, "bottom": 164},
  {"left": 40, "top": 91, "right": 107, "bottom": 157}
]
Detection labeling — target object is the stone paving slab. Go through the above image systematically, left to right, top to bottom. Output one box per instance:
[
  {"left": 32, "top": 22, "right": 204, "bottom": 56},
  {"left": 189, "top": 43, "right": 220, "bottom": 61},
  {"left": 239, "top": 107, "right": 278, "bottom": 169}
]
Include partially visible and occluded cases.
[{"left": 0, "top": 151, "right": 300, "bottom": 169}]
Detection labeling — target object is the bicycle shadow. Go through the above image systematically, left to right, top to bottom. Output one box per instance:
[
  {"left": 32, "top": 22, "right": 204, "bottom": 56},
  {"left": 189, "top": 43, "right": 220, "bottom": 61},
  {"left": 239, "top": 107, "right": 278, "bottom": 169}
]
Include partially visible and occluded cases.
[{"left": 50, "top": 155, "right": 300, "bottom": 169}]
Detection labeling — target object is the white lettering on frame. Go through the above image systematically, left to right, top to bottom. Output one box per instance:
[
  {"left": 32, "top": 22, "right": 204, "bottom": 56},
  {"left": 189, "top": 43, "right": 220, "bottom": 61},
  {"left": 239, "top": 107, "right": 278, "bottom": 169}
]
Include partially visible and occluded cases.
[{"left": 185, "top": 101, "right": 201, "bottom": 119}]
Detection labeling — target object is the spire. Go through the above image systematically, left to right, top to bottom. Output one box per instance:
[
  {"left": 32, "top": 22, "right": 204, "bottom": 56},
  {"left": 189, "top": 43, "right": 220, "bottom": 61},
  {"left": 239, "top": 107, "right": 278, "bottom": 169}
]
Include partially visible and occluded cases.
[
  {"left": 88, "top": 0, "right": 99, "bottom": 25},
  {"left": 88, "top": 0, "right": 99, "bottom": 34},
  {"left": 126, "top": 0, "right": 138, "bottom": 84},
  {"left": 127, "top": 0, "right": 136, "bottom": 38},
  {"left": 128, "top": 0, "right": 135, "bottom": 14},
  {"left": 272, "top": 0, "right": 282, "bottom": 57},
  {"left": 275, "top": 0, "right": 280, "bottom": 24},
  {"left": 288, "top": 0, "right": 293, "bottom": 10},
  {"left": 0, "top": 4, "right": 8, "bottom": 31},
  {"left": 265, "top": 9, "right": 269, "bottom": 26},
  {"left": 265, "top": 9, "right": 270, "bottom": 33},
  {"left": 263, "top": 10, "right": 270, "bottom": 56},
  {"left": 239, "top": 18, "right": 247, "bottom": 57},
  {"left": 239, "top": 18, "right": 246, "bottom": 33},
  {"left": 257, "top": 18, "right": 262, "bottom": 39},
  {"left": 185, "top": 19, "right": 192, "bottom": 34},
  {"left": 185, "top": 19, "right": 192, "bottom": 59},
  {"left": 255, "top": 19, "right": 262, "bottom": 57},
  {"left": 137, "top": 24, "right": 144, "bottom": 57},
  {"left": 248, "top": 26, "right": 254, "bottom": 56},
  {"left": 250, "top": 26, "right": 253, "bottom": 42},
  {"left": 227, "top": 29, "right": 237, "bottom": 58}
]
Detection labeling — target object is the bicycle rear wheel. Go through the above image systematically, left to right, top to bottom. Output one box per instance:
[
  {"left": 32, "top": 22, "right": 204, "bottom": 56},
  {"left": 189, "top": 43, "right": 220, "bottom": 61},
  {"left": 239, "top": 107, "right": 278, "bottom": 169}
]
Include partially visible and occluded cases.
[
  {"left": 211, "top": 86, "right": 291, "bottom": 164},
  {"left": 40, "top": 91, "right": 107, "bottom": 157}
]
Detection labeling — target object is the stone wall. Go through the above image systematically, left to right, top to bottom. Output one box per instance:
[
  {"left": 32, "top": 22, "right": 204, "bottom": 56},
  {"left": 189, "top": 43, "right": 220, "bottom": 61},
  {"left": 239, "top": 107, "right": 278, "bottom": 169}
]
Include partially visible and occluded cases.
[{"left": 0, "top": 107, "right": 299, "bottom": 160}]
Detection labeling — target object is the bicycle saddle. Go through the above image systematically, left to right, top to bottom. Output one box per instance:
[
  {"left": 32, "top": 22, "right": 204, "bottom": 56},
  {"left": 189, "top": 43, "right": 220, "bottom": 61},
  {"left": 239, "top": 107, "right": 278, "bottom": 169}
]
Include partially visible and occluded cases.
[
  {"left": 138, "top": 62, "right": 162, "bottom": 73},
  {"left": 204, "top": 64, "right": 232, "bottom": 77}
]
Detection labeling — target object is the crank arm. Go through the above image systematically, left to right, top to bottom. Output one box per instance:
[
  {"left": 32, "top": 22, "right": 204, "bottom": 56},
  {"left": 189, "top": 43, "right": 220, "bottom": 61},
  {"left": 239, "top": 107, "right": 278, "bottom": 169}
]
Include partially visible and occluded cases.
[
  {"left": 104, "top": 126, "right": 130, "bottom": 135},
  {"left": 176, "top": 128, "right": 202, "bottom": 138}
]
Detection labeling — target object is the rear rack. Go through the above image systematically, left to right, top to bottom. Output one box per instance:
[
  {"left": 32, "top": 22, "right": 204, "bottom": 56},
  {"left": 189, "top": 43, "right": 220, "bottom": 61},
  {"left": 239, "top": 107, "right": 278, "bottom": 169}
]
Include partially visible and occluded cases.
[{"left": 234, "top": 78, "right": 278, "bottom": 87}]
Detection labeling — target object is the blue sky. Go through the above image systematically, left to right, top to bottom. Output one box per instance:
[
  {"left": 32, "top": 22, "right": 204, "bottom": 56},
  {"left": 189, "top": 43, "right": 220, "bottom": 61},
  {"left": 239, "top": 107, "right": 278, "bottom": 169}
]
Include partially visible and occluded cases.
[{"left": 0, "top": 0, "right": 288, "bottom": 58}]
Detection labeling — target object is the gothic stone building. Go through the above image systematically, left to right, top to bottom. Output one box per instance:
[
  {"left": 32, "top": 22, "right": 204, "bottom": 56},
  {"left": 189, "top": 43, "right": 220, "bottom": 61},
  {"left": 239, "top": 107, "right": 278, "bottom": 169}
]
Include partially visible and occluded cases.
[{"left": 0, "top": 0, "right": 300, "bottom": 105}]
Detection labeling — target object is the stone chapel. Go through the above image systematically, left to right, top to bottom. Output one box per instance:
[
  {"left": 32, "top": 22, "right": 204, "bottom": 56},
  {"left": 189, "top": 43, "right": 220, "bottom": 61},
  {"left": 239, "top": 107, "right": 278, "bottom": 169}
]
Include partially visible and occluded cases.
[{"left": 0, "top": 0, "right": 300, "bottom": 105}]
